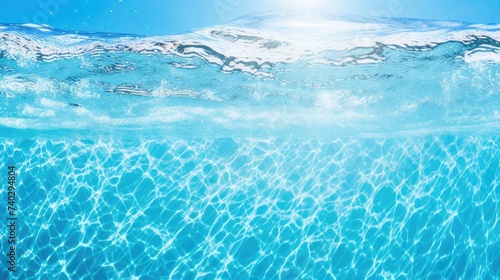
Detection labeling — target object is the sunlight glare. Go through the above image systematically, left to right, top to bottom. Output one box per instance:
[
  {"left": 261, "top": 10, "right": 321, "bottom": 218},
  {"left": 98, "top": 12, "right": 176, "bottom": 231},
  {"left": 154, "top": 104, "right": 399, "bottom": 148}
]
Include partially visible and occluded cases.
[{"left": 287, "top": 0, "right": 331, "bottom": 14}]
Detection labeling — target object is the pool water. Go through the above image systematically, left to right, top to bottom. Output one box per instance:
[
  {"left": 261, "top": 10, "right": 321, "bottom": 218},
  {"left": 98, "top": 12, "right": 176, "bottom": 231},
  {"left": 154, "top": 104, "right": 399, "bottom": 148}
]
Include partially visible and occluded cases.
[
  {"left": 1, "top": 14, "right": 499, "bottom": 279},
  {"left": 1, "top": 137, "right": 499, "bottom": 279}
]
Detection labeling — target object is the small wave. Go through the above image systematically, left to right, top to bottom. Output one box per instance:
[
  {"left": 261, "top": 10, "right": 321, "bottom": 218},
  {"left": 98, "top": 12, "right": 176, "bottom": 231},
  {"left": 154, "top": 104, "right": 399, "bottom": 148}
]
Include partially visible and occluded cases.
[
  {"left": 1, "top": 15, "right": 500, "bottom": 136},
  {"left": 1, "top": 17, "right": 500, "bottom": 73}
]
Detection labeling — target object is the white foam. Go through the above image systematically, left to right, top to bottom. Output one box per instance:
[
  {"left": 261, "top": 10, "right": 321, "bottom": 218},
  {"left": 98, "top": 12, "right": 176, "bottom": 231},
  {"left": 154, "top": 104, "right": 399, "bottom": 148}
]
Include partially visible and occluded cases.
[
  {"left": 464, "top": 50, "right": 500, "bottom": 63},
  {"left": 21, "top": 105, "right": 56, "bottom": 117}
]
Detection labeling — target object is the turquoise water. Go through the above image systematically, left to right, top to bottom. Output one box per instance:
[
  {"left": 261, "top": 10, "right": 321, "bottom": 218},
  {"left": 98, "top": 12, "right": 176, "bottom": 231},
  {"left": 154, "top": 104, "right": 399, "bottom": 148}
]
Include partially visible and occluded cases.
[
  {"left": 1, "top": 15, "right": 500, "bottom": 279},
  {"left": 1, "top": 137, "right": 499, "bottom": 279}
]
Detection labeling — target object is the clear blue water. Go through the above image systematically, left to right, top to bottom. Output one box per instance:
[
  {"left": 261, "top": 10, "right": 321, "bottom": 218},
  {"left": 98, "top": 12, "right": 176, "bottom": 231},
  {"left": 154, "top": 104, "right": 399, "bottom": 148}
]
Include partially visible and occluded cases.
[
  {"left": 1, "top": 13, "right": 500, "bottom": 279},
  {"left": 1, "top": 137, "right": 499, "bottom": 279}
]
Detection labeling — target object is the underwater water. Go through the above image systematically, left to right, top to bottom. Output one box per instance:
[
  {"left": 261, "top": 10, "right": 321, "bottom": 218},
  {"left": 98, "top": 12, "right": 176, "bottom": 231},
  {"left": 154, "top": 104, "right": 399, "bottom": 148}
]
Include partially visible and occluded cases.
[{"left": 0, "top": 15, "right": 500, "bottom": 279}]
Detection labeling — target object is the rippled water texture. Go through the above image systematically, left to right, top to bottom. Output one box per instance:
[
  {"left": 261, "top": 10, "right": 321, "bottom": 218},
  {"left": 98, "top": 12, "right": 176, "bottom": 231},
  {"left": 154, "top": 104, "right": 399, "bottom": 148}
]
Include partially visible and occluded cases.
[
  {"left": 0, "top": 15, "right": 499, "bottom": 279},
  {"left": 0, "top": 137, "right": 498, "bottom": 279}
]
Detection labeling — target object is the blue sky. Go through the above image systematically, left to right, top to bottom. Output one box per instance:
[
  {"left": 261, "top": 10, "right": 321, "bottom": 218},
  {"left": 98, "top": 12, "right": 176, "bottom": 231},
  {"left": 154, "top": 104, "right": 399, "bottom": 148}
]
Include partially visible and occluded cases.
[{"left": 0, "top": 0, "right": 499, "bottom": 35}]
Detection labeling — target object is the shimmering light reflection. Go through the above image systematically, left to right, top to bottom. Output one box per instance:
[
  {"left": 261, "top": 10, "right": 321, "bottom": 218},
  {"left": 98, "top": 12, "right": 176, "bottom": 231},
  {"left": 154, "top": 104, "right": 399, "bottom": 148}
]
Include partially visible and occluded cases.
[
  {"left": 279, "top": 0, "right": 333, "bottom": 15},
  {"left": 0, "top": 136, "right": 499, "bottom": 279}
]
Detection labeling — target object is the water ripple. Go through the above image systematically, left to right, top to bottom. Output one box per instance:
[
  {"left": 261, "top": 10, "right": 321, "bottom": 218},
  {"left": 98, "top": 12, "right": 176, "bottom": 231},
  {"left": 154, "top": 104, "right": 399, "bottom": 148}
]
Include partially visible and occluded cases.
[{"left": 0, "top": 136, "right": 498, "bottom": 279}]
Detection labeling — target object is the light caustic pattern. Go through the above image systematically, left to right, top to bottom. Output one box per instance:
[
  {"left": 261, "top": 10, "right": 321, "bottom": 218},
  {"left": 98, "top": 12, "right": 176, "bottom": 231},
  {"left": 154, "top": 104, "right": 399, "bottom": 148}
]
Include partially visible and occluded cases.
[{"left": 0, "top": 136, "right": 499, "bottom": 279}]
